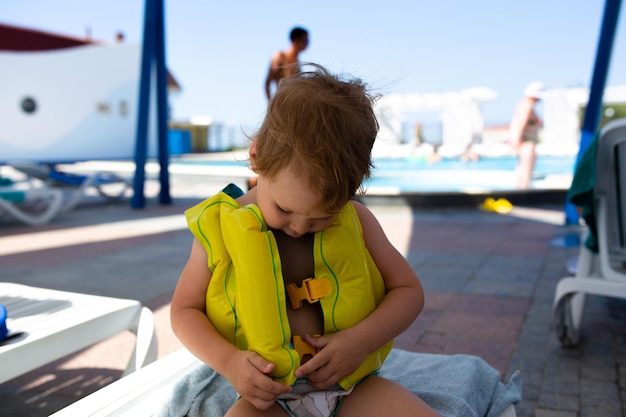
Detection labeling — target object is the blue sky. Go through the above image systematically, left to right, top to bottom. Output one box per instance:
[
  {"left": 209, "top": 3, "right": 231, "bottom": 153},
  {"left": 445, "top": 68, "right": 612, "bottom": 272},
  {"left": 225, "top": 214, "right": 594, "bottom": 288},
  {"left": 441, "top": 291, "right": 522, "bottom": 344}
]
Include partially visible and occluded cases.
[{"left": 3, "top": 1, "right": 626, "bottom": 131}]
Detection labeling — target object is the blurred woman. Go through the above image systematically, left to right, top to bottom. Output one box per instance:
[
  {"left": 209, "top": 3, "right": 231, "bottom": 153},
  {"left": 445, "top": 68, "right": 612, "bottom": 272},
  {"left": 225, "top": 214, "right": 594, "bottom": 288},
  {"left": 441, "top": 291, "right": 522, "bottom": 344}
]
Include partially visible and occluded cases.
[{"left": 509, "top": 81, "right": 545, "bottom": 189}]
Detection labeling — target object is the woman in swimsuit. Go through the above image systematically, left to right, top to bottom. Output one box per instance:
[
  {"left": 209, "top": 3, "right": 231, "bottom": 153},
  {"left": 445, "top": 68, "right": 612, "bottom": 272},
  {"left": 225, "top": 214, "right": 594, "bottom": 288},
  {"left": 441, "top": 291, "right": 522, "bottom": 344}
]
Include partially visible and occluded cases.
[{"left": 509, "top": 81, "right": 545, "bottom": 189}]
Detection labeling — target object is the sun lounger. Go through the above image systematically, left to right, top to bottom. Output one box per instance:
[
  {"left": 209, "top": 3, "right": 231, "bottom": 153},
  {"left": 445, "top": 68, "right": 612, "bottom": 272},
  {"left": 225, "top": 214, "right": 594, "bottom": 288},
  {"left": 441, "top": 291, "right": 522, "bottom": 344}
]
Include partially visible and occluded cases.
[
  {"left": 553, "top": 118, "right": 626, "bottom": 346},
  {"left": 9, "top": 161, "right": 131, "bottom": 212},
  {"left": 0, "top": 178, "right": 64, "bottom": 226},
  {"left": 0, "top": 282, "right": 157, "bottom": 384},
  {"left": 50, "top": 347, "right": 520, "bottom": 417},
  {"left": 49, "top": 348, "right": 199, "bottom": 417}
]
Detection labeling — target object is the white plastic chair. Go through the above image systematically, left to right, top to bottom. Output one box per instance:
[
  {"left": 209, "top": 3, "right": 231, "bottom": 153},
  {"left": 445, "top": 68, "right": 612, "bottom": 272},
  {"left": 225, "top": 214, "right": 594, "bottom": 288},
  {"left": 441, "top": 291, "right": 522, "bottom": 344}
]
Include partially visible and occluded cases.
[
  {"left": 553, "top": 118, "right": 626, "bottom": 346},
  {"left": 9, "top": 161, "right": 130, "bottom": 212},
  {"left": 0, "top": 183, "right": 64, "bottom": 226},
  {"left": 0, "top": 282, "right": 158, "bottom": 384},
  {"left": 50, "top": 348, "right": 519, "bottom": 417},
  {"left": 50, "top": 348, "right": 199, "bottom": 417}
]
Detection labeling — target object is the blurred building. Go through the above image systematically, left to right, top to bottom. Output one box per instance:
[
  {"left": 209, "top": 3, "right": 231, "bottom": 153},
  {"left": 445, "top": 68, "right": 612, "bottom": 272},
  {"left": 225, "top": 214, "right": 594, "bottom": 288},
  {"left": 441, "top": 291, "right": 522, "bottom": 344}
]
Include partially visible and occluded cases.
[
  {"left": 0, "top": 23, "right": 184, "bottom": 162},
  {"left": 0, "top": 23, "right": 181, "bottom": 92}
]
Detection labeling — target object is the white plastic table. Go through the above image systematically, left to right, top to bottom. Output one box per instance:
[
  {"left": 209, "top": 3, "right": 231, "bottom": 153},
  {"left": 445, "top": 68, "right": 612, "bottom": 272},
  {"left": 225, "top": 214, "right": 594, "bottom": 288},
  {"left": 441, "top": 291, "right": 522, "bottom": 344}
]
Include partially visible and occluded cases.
[{"left": 0, "top": 282, "right": 157, "bottom": 384}]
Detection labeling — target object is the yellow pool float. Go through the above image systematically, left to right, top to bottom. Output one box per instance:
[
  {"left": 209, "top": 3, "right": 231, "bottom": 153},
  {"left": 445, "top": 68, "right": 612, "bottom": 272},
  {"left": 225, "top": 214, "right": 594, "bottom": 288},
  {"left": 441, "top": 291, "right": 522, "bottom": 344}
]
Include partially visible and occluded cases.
[{"left": 480, "top": 197, "right": 513, "bottom": 214}]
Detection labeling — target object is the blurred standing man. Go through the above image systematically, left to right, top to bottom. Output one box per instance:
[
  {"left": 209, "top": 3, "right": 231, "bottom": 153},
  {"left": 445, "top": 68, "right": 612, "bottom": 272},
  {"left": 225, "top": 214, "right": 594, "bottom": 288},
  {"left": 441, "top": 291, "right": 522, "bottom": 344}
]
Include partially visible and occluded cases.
[
  {"left": 250, "top": 26, "right": 310, "bottom": 189},
  {"left": 264, "top": 26, "right": 309, "bottom": 100}
]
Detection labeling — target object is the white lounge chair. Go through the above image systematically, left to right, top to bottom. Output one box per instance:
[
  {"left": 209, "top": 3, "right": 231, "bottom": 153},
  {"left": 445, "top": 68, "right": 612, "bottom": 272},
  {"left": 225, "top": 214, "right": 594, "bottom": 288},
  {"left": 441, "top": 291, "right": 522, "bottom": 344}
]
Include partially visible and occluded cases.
[
  {"left": 553, "top": 118, "right": 626, "bottom": 346},
  {"left": 9, "top": 161, "right": 131, "bottom": 212},
  {"left": 0, "top": 180, "right": 64, "bottom": 226},
  {"left": 0, "top": 282, "right": 158, "bottom": 384},
  {"left": 50, "top": 347, "right": 520, "bottom": 417},
  {"left": 49, "top": 348, "right": 199, "bottom": 417}
]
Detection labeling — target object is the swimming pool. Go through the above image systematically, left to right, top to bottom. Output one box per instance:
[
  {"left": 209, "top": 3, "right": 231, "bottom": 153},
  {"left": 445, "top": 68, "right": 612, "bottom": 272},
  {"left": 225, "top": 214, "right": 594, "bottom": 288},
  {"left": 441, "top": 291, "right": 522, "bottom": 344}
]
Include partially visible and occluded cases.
[
  {"left": 172, "top": 155, "right": 575, "bottom": 194},
  {"left": 365, "top": 156, "right": 575, "bottom": 193}
]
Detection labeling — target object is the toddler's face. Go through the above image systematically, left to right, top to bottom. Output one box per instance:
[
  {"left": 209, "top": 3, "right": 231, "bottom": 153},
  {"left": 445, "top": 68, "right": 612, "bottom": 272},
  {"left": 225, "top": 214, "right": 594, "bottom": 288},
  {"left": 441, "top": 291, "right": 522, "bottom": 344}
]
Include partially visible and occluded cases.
[{"left": 255, "top": 165, "right": 337, "bottom": 238}]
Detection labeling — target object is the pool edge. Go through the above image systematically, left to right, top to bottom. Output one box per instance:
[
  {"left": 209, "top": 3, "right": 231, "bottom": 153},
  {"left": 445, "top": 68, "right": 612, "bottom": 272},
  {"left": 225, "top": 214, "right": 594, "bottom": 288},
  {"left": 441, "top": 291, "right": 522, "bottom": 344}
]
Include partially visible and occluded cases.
[{"left": 356, "top": 189, "right": 568, "bottom": 208}]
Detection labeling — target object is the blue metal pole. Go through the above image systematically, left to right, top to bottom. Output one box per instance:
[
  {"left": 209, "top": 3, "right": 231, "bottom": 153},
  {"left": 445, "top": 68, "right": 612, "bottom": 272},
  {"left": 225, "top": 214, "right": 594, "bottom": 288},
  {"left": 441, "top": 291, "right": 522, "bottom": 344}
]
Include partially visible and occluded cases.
[
  {"left": 131, "top": 0, "right": 156, "bottom": 209},
  {"left": 155, "top": 0, "right": 171, "bottom": 205},
  {"left": 565, "top": 0, "right": 622, "bottom": 224}
]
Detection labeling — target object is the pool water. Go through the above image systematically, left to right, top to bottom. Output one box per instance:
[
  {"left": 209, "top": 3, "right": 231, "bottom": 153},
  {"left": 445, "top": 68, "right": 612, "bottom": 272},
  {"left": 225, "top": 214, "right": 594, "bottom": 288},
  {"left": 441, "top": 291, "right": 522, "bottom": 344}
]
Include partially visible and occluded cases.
[
  {"left": 174, "top": 155, "right": 575, "bottom": 193},
  {"left": 365, "top": 156, "right": 575, "bottom": 192}
]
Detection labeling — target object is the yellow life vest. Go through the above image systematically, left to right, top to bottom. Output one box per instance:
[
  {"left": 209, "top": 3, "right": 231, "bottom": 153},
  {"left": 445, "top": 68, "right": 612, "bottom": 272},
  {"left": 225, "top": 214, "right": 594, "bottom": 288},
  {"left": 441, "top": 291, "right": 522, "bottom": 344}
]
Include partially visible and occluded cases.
[{"left": 185, "top": 186, "right": 392, "bottom": 389}]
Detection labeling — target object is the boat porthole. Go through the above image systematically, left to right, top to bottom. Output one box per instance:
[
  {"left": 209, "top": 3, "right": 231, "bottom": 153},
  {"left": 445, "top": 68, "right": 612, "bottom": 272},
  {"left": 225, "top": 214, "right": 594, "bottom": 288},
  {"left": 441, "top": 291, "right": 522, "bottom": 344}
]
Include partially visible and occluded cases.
[{"left": 21, "top": 96, "right": 37, "bottom": 114}]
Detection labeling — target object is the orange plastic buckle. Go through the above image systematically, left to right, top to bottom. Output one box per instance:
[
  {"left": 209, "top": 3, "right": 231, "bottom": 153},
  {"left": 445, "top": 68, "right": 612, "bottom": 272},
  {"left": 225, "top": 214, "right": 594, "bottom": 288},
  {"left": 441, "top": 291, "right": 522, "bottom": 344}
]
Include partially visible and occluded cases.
[
  {"left": 286, "top": 277, "right": 331, "bottom": 309},
  {"left": 292, "top": 334, "right": 320, "bottom": 358}
]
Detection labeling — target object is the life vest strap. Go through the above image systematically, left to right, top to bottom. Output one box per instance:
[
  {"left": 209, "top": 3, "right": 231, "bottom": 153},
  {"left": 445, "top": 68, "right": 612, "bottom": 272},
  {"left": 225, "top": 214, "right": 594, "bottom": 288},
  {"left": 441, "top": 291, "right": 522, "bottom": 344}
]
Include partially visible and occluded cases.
[
  {"left": 286, "top": 278, "right": 331, "bottom": 309},
  {"left": 292, "top": 334, "right": 320, "bottom": 359}
]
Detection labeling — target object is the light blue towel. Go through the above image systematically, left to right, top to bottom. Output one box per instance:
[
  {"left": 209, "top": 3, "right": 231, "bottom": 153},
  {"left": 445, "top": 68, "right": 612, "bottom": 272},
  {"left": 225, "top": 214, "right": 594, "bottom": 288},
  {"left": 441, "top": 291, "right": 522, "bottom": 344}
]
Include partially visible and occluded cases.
[{"left": 153, "top": 349, "right": 521, "bottom": 417}]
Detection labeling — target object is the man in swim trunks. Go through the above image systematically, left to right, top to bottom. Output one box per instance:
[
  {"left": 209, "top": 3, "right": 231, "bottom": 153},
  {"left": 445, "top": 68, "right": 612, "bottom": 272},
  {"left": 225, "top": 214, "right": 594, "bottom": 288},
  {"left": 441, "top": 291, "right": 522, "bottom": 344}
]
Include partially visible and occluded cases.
[
  {"left": 264, "top": 26, "right": 309, "bottom": 100},
  {"left": 249, "top": 27, "right": 310, "bottom": 190},
  {"left": 171, "top": 64, "right": 441, "bottom": 417}
]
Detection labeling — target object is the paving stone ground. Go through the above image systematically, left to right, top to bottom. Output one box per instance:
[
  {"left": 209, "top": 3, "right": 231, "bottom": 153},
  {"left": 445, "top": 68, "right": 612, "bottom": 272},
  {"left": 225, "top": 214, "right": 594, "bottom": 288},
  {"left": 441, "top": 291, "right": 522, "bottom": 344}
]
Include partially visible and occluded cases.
[{"left": 1, "top": 173, "right": 624, "bottom": 416}]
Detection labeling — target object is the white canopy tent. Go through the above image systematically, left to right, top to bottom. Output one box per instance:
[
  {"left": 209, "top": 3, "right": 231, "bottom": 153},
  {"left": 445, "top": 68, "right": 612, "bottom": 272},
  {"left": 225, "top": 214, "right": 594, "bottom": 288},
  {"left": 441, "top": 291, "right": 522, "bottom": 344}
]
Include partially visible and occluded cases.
[{"left": 374, "top": 87, "right": 497, "bottom": 157}]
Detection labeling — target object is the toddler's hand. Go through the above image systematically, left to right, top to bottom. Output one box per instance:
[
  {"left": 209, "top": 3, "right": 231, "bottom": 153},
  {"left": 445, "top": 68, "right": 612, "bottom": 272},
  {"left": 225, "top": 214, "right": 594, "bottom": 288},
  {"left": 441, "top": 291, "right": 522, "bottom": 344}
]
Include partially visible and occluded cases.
[
  {"left": 294, "top": 332, "right": 368, "bottom": 389},
  {"left": 225, "top": 350, "right": 291, "bottom": 410}
]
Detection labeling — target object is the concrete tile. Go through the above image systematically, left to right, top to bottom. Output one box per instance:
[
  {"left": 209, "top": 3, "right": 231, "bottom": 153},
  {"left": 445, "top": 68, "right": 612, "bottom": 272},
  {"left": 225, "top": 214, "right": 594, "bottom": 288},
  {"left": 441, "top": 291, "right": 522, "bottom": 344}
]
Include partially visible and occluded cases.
[{"left": 2, "top": 192, "right": 625, "bottom": 416}]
